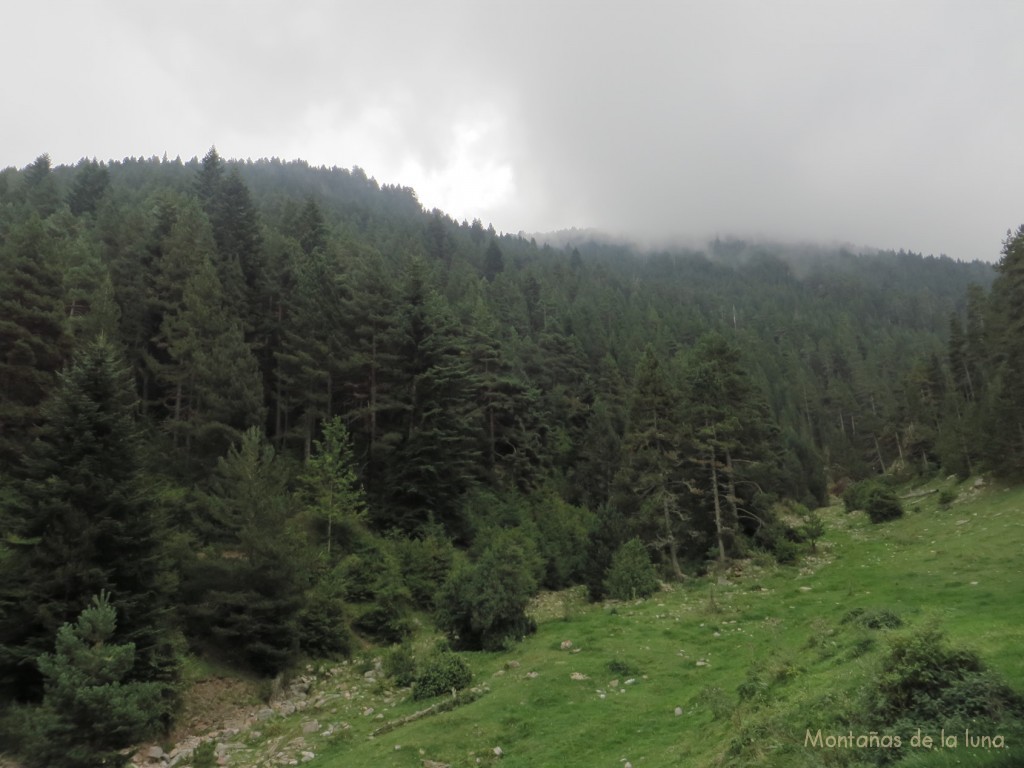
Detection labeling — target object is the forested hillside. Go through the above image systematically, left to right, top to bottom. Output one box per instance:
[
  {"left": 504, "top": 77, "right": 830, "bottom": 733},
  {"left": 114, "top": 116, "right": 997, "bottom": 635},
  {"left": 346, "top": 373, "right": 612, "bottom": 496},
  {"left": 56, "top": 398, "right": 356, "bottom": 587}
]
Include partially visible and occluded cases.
[{"left": 1, "top": 150, "right": 1020, "bottom": 763}]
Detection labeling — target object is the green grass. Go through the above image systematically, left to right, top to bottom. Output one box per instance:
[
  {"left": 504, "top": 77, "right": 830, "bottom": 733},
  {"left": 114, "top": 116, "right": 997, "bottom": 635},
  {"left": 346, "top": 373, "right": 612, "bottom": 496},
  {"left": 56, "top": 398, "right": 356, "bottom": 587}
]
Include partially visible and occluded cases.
[{"left": 308, "top": 477, "right": 1024, "bottom": 768}]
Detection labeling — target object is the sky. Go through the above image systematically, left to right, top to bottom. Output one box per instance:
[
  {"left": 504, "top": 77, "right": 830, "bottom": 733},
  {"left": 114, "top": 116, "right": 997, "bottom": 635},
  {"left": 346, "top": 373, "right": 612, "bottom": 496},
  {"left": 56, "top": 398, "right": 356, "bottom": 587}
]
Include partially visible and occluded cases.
[{"left": 5, "top": 1, "right": 1024, "bottom": 262}]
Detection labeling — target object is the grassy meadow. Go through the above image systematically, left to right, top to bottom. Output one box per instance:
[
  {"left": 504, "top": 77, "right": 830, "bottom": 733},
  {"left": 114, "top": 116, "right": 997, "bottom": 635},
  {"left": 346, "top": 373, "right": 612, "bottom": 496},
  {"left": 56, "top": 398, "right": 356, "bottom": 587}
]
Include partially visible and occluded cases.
[{"left": 182, "top": 477, "right": 1024, "bottom": 768}]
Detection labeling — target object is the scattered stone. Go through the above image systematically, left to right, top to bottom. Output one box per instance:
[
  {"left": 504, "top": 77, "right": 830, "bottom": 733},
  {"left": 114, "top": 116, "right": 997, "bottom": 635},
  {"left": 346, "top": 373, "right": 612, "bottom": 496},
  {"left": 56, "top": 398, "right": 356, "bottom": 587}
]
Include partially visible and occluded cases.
[
  {"left": 798, "top": 586, "right": 812, "bottom": 592},
  {"left": 560, "top": 640, "right": 573, "bottom": 650},
  {"left": 505, "top": 660, "right": 520, "bottom": 669},
  {"left": 696, "top": 660, "right": 709, "bottom": 667},
  {"left": 493, "top": 669, "right": 506, "bottom": 677},
  {"left": 526, "top": 671, "right": 539, "bottom": 679},
  {"left": 570, "top": 672, "right": 589, "bottom": 681},
  {"left": 624, "top": 678, "right": 636, "bottom": 685},
  {"left": 609, "top": 679, "right": 619, "bottom": 688},
  {"left": 674, "top": 706, "right": 683, "bottom": 716},
  {"left": 256, "top": 707, "right": 275, "bottom": 721},
  {"left": 363, "top": 707, "right": 375, "bottom": 716},
  {"left": 301, "top": 720, "right": 319, "bottom": 734},
  {"left": 147, "top": 746, "right": 166, "bottom": 760},
  {"left": 493, "top": 746, "right": 504, "bottom": 757},
  {"left": 300, "top": 753, "right": 315, "bottom": 764},
  {"left": 422, "top": 761, "right": 450, "bottom": 768}
]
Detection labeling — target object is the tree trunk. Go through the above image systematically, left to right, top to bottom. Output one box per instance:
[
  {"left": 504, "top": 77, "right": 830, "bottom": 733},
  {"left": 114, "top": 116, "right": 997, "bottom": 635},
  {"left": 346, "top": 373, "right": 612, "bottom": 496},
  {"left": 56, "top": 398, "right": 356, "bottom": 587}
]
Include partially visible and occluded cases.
[
  {"left": 710, "top": 446, "right": 727, "bottom": 563},
  {"left": 662, "top": 492, "right": 684, "bottom": 580}
]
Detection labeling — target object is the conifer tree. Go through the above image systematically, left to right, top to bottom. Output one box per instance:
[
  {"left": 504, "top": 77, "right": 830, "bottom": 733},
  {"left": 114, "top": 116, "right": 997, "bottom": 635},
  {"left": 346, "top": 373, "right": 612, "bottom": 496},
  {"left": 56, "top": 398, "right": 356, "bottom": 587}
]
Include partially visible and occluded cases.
[
  {"left": 22, "top": 154, "right": 61, "bottom": 218},
  {"left": 67, "top": 159, "right": 110, "bottom": 218},
  {"left": 0, "top": 215, "right": 71, "bottom": 465},
  {"left": 982, "top": 226, "right": 1024, "bottom": 475},
  {"left": 335, "top": 251, "right": 402, "bottom": 479},
  {"left": 381, "top": 259, "right": 480, "bottom": 532},
  {"left": 683, "top": 333, "right": 780, "bottom": 563},
  {"left": 0, "top": 337, "right": 179, "bottom": 703},
  {"left": 614, "top": 345, "right": 692, "bottom": 578},
  {"left": 299, "top": 416, "right": 367, "bottom": 559},
  {"left": 183, "top": 428, "right": 305, "bottom": 675},
  {"left": 18, "top": 593, "right": 164, "bottom": 768}
]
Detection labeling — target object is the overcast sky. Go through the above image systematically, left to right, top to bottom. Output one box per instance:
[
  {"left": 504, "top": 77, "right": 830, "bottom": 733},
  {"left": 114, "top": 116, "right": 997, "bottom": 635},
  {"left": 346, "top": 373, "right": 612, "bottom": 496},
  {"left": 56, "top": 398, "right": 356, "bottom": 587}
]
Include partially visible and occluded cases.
[{"left": 5, "top": 1, "right": 1023, "bottom": 261}]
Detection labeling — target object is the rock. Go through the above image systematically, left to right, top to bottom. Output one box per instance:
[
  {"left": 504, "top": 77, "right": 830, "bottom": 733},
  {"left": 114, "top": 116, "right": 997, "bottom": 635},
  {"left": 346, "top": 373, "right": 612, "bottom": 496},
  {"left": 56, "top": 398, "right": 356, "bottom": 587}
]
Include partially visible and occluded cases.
[
  {"left": 798, "top": 586, "right": 812, "bottom": 592},
  {"left": 560, "top": 640, "right": 573, "bottom": 650},
  {"left": 505, "top": 660, "right": 520, "bottom": 669},
  {"left": 696, "top": 660, "right": 708, "bottom": 667},
  {"left": 525, "top": 671, "right": 539, "bottom": 679},
  {"left": 570, "top": 672, "right": 589, "bottom": 681},
  {"left": 608, "top": 679, "right": 619, "bottom": 688},
  {"left": 674, "top": 706, "right": 683, "bottom": 716},
  {"left": 256, "top": 707, "right": 275, "bottom": 721},
  {"left": 363, "top": 707, "right": 375, "bottom": 716},
  {"left": 301, "top": 720, "right": 319, "bottom": 734},
  {"left": 147, "top": 746, "right": 166, "bottom": 760},
  {"left": 493, "top": 746, "right": 504, "bottom": 757},
  {"left": 300, "top": 753, "right": 315, "bottom": 763},
  {"left": 422, "top": 761, "right": 450, "bottom": 768}
]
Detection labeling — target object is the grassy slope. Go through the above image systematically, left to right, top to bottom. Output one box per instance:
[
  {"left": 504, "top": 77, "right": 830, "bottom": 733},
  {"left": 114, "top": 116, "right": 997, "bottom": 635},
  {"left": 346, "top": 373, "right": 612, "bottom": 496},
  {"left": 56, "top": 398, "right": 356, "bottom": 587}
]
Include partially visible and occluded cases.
[{"left": 308, "top": 478, "right": 1024, "bottom": 768}]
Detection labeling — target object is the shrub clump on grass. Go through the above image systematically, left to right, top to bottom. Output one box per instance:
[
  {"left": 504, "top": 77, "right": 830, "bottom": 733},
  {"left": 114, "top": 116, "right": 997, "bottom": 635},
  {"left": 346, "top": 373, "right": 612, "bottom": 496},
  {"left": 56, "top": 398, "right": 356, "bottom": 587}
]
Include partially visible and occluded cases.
[
  {"left": 843, "top": 480, "right": 903, "bottom": 523},
  {"left": 435, "top": 530, "right": 539, "bottom": 651},
  {"left": 604, "top": 538, "right": 659, "bottom": 600},
  {"left": 841, "top": 607, "right": 904, "bottom": 630},
  {"left": 869, "top": 624, "right": 1024, "bottom": 730},
  {"left": 382, "top": 643, "right": 417, "bottom": 688},
  {"left": 412, "top": 650, "right": 473, "bottom": 701},
  {"left": 607, "top": 658, "right": 642, "bottom": 678}
]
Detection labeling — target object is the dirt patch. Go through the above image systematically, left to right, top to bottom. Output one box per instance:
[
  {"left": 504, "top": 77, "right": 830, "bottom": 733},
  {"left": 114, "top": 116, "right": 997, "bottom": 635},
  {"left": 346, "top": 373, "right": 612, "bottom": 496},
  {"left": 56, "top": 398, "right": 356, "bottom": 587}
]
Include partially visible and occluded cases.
[{"left": 169, "top": 675, "right": 264, "bottom": 741}]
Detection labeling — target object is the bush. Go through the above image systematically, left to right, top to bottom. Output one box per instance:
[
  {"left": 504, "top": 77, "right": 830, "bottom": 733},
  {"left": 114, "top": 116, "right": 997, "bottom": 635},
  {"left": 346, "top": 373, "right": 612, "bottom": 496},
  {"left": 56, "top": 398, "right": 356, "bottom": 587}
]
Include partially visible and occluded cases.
[
  {"left": 843, "top": 479, "right": 879, "bottom": 513},
  {"left": 843, "top": 480, "right": 903, "bottom": 522},
  {"left": 865, "top": 486, "right": 903, "bottom": 523},
  {"left": 937, "top": 488, "right": 957, "bottom": 507},
  {"left": 392, "top": 525, "right": 455, "bottom": 609},
  {"left": 435, "top": 531, "right": 539, "bottom": 651},
  {"left": 604, "top": 538, "right": 659, "bottom": 600},
  {"left": 339, "top": 544, "right": 414, "bottom": 643},
  {"left": 297, "top": 585, "right": 352, "bottom": 658},
  {"left": 841, "top": 607, "right": 904, "bottom": 630},
  {"left": 871, "top": 624, "right": 1024, "bottom": 727},
  {"left": 383, "top": 643, "right": 417, "bottom": 688},
  {"left": 412, "top": 650, "right": 472, "bottom": 700},
  {"left": 607, "top": 658, "right": 642, "bottom": 677}
]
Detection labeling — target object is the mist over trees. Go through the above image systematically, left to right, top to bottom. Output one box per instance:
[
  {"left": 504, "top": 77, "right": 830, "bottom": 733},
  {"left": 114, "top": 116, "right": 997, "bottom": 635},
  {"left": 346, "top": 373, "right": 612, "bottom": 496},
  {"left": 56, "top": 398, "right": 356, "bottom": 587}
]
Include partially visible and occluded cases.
[{"left": 0, "top": 149, "right": 1013, "bottom": 756}]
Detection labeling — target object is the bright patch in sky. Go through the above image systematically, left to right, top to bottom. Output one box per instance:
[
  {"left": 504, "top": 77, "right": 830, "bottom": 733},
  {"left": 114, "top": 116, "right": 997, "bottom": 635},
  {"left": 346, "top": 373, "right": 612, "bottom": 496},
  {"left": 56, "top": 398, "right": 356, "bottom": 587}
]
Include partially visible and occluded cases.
[{"left": 397, "top": 112, "right": 515, "bottom": 223}]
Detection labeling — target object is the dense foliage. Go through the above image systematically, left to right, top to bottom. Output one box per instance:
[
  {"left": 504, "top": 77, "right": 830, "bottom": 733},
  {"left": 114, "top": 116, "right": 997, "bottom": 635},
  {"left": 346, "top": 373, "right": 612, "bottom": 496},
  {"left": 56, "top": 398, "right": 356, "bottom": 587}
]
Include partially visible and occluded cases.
[{"left": 0, "top": 148, "right": 1017, "bottom": 761}]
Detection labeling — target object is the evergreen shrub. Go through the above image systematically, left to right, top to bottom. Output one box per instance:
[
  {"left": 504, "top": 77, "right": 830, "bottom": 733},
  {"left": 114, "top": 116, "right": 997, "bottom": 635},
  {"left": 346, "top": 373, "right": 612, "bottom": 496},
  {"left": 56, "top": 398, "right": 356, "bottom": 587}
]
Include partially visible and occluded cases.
[
  {"left": 604, "top": 538, "right": 659, "bottom": 600},
  {"left": 412, "top": 650, "right": 472, "bottom": 700}
]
